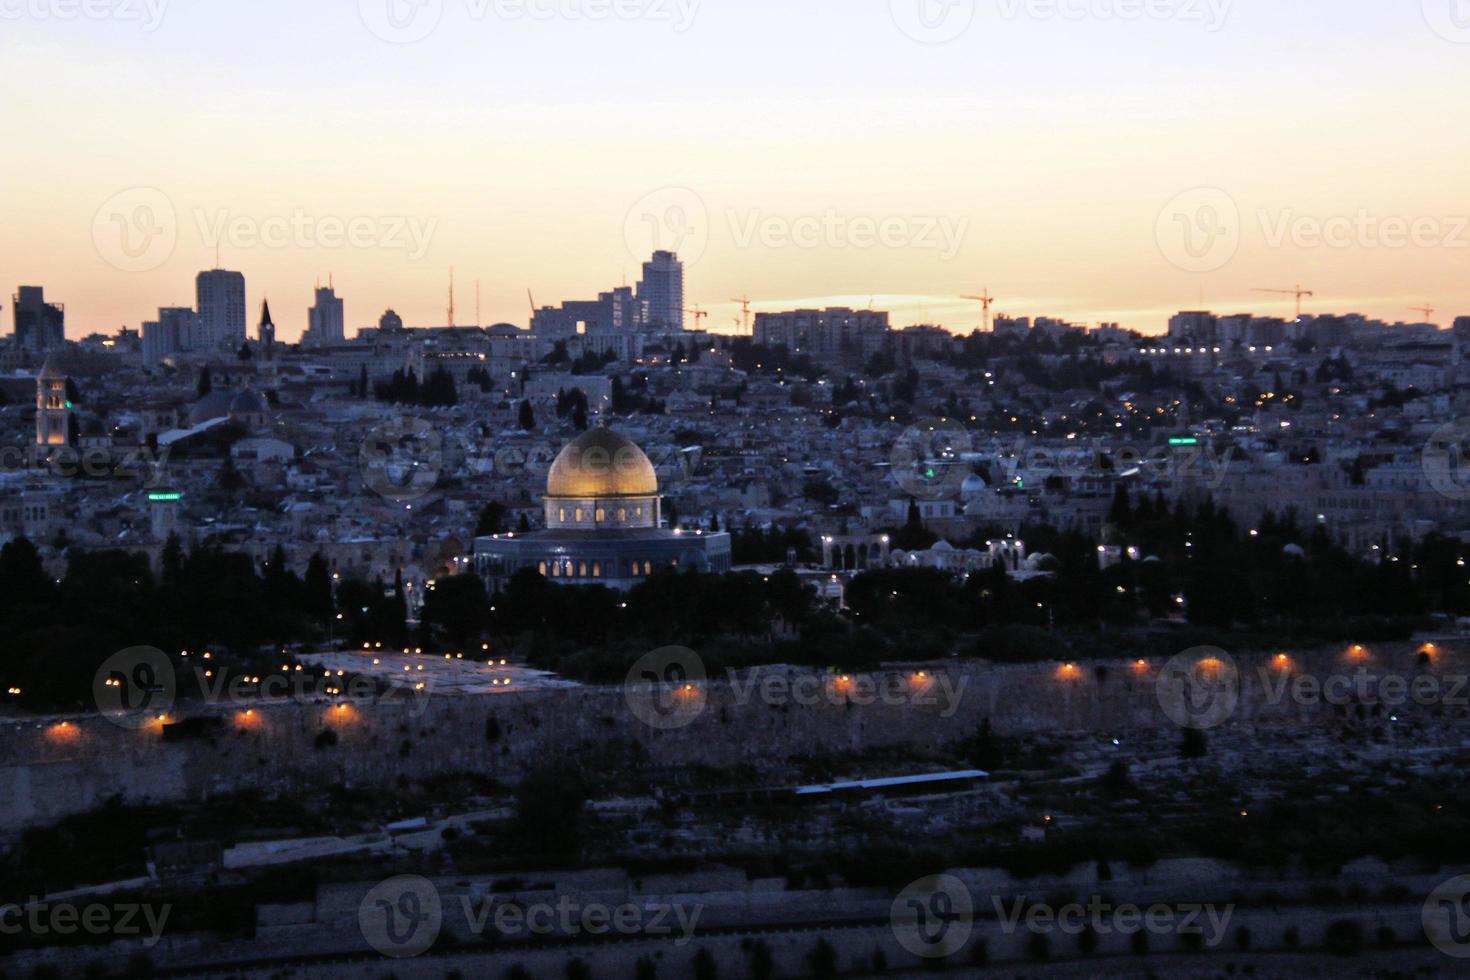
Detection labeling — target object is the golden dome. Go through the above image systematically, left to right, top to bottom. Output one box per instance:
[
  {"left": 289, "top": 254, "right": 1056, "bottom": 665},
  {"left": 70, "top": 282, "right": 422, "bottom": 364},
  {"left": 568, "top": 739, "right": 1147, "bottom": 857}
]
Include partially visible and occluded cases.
[{"left": 546, "top": 427, "right": 658, "bottom": 499}]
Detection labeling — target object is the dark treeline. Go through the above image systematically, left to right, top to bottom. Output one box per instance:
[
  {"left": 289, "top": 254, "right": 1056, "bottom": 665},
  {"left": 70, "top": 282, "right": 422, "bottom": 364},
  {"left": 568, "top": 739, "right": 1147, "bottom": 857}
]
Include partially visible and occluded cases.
[{"left": 0, "top": 537, "right": 407, "bottom": 711}]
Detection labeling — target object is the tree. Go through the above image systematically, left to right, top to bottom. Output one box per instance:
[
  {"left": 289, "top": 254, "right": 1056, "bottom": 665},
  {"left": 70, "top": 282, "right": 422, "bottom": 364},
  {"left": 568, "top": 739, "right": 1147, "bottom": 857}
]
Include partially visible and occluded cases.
[
  {"left": 196, "top": 366, "right": 212, "bottom": 397},
  {"left": 518, "top": 400, "right": 536, "bottom": 432},
  {"left": 476, "top": 502, "right": 508, "bottom": 536},
  {"left": 303, "top": 553, "right": 334, "bottom": 619},
  {"left": 421, "top": 574, "right": 492, "bottom": 648},
  {"left": 515, "top": 765, "right": 587, "bottom": 856},
  {"left": 808, "top": 938, "right": 837, "bottom": 976},
  {"left": 748, "top": 940, "right": 774, "bottom": 980}
]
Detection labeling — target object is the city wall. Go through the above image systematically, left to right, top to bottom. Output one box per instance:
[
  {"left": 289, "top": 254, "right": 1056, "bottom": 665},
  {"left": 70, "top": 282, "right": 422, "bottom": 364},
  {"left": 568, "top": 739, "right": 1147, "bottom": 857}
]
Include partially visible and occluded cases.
[{"left": 0, "top": 641, "right": 1462, "bottom": 833}]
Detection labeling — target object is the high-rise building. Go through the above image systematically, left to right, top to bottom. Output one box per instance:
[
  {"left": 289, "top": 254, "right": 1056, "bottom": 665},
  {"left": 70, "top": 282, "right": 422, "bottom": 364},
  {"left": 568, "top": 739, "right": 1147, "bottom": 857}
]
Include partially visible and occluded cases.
[
  {"left": 636, "top": 251, "right": 684, "bottom": 330},
  {"left": 196, "top": 269, "right": 246, "bottom": 350},
  {"left": 305, "top": 286, "right": 345, "bottom": 347},
  {"left": 13, "top": 287, "right": 65, "bottom": 351},
  {"left": 142, "top": 307, "right": 202, "bottom": 369},
  {"left": 753, "top": 308, "right": 891, "bottom": 359},
  {"left": 1167, "top": 311, "right": 1218, "bottom": 344}
]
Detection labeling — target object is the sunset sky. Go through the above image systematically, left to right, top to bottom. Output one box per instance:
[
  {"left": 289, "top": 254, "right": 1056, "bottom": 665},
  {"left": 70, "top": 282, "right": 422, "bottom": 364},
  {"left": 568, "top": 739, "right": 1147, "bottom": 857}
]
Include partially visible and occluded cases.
[{"left": 4, "top": 0, "right": 1469, "bottom": 341}]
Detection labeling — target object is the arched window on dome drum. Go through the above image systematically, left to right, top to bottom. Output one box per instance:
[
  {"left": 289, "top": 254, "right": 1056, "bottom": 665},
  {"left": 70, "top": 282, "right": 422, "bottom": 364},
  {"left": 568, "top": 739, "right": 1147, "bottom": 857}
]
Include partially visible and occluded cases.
[
  {"left": 635, "top": 507, "right": 643, "bottom": 518},
  {"left": 559, "top": 508, "right": 567, "bottom": 523},
  {"left": 575, "top": 508, "right": 584, "bottom": 523},
  {"left": 596, "top": 508, "right": 605, "bottom": 522},
  {"left": 618, "top": 508, "right": 627, "bottom": 522},
  {"left": 644, "top": 561, "right": 653, "bottom": 575},
  {"left": 539, "top": 562, "right": 547, "bottom": 576},
  {"left": 578, "top": 562, "right": 587, "bottom": 577},
  {"left": 593, "top": 562, "right": 602, "bottom": 578}
]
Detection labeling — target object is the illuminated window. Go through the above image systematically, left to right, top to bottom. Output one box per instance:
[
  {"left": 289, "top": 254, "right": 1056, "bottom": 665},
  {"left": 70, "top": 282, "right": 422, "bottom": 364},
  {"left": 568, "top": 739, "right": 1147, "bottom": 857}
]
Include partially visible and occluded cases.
[
  {"left": 635, "top": 507, "right": 643, "bottom": 518},
  {"left": 559, "top": 508, "right": 567, "bottom": 522},
  {"left": 575, "top": 508, "right": 583, "bottom": 522},
  {"left": 596, "top": 508, "right": 606, "bottom": 522},
  {"left": 618, "top": 508, "right": 627, "bottom": 521},
  {"left": 644, "top": 561, "right": 653, "bottom": 575},
  {"left": 539, "top": 562, "right": 548, "bottom": 576},
  {"left": 578, "top": 562, "right": 587, "bottom": 577},
  {"left": 593, "top": 563, "right": 602, "bottom": 578}
]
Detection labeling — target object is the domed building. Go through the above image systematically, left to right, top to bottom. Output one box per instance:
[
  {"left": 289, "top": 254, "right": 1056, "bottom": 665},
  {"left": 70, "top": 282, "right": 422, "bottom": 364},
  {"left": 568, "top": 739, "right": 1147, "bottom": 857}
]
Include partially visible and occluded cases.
[{"left": 474, "top": 427, "right": 731, "bottom": 591}]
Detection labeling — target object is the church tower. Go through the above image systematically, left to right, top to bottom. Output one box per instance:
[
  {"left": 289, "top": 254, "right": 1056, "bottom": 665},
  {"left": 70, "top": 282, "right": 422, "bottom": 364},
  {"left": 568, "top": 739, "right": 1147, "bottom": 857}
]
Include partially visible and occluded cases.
[
  {"left": 258, "top": 299, "right": 276, "bottom": 360},
  {"left": 35, "top": 355, "right": 70, "bottom": 450}
]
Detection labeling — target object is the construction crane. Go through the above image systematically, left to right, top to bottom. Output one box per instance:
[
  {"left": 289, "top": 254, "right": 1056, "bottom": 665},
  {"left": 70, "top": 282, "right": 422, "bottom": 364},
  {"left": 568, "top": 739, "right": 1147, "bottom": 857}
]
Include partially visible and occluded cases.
[
  {"left": 447, "top": 268, "right": 455, "bottom": 327},
  {"left": 1253, "top": 284, "right": 1315, "bottom": 320},
  {"left": 527, "top": 289, "right": 538, "bottom": 318},
  {"left": 962, "top": 289, "right": 997, "bottom": 332},
  {"left": 731, "top": 295, "right": 753, "bottom": 334},
  {"left": 684, "top": 305, "right": 709, "bottom": 327},
  {"left": 1410, "top": 305, "right": 1436, "bottom": 323}
]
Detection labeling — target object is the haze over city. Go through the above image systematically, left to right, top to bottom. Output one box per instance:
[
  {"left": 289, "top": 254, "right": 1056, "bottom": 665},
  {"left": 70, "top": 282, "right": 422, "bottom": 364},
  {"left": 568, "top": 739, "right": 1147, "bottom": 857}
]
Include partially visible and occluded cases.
[{"left": 5, "top": 0, "right": 1469, "bottom": 341}]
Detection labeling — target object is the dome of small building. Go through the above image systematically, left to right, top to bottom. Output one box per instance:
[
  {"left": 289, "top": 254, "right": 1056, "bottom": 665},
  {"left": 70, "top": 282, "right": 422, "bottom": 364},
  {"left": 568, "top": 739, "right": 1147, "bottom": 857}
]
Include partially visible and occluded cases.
[
  {"left": 229, "top": 388, "right": 268, "bottom": 415},
  {"left": 189, "top": 390, "right": 236, "bottom": 427},
  {"left": 546, "top": 427, "right": 658, "bottom": 499}
]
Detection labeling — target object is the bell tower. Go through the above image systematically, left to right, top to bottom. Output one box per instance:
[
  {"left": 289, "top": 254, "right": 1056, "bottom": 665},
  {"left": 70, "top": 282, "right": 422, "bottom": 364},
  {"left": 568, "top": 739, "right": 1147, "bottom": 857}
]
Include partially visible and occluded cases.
[{"left": 35, "top": 355, "right": 70, "bottom": 451}]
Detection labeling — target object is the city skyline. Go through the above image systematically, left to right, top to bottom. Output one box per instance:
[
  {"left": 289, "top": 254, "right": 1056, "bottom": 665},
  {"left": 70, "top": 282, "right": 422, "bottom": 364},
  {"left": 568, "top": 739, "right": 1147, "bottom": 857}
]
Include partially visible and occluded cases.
[{"left": 5, "top": 1, "right": 1468, "bottom": 340}]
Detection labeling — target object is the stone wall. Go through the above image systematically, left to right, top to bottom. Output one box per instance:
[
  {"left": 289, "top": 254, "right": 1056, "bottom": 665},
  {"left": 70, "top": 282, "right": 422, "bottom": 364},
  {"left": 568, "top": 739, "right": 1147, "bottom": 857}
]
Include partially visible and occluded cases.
[{"left": 0, "top": 640, "right": 1459, "bottom": 833}]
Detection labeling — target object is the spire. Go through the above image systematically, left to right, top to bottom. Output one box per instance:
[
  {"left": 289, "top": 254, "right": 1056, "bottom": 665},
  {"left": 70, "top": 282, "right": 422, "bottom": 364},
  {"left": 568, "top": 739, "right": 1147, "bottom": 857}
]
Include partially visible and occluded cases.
[{"left": 260, "top": 299, "right": 274, "bottom": 327}]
